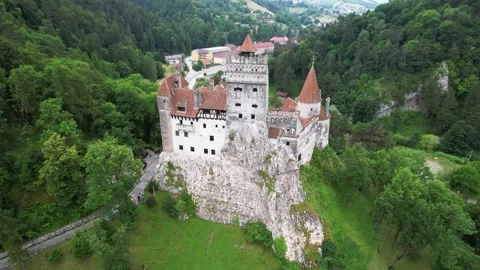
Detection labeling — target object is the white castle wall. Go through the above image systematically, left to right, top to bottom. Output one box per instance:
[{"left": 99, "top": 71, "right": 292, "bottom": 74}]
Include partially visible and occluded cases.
[
  {"left": 298, "top": 102, "right": 320, "bottom": 118},
  {"left": 171, "top": 117, "right": 226, "bottom": 157}
]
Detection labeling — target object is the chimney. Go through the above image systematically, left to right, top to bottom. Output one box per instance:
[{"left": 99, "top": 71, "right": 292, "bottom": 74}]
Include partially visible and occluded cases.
[
  {"left": 209, "top": 79, "right": 214, "bottom": 90},
  {"left": 194, "top": 89, "right": 201, "bottom": 108},
  {"left": 326, "top": 97, "right": 331, "bottom": 116}
]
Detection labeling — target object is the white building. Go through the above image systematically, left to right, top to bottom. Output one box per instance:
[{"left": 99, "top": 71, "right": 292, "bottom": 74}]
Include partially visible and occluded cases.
[
  {"left": 157, "top": 35, "right": 331, "bottom": 164},
  {"left": 165, "top": 54, "right": 183, "bottom": 64}
]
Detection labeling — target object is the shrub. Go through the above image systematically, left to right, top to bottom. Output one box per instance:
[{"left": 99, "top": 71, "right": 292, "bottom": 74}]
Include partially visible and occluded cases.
[
  {"left": 420, "top": 134, "right": 440, "bottom": 151},
  {"left": 449, "top": 165, "right": 480, "bottom": 195},
  {"left": 146, "top": 180, "right": 159, "bottom": 194},
  {"left": 174, "top": 191, "right": 196, "bottom": 218},
  {"left": 163, "top": 195, "right": 178, "bottom": 218},
  {"left": 145, "top": 196, "right": 157, "bottom": 208},
  {"left": 232, "top": 216, "right": 240, "bottom": 226},
  {"left": 245, "top": 222, "right": 273, "bottom": 247},
  {"left": 72, "top": 232, "right": 93, "bottom": 259},
  {"left": 317, "top": 239, "right": 346, "bottom": 270},
  {"left": 47, "top": 249, "right": 63, "bottom": 263}
]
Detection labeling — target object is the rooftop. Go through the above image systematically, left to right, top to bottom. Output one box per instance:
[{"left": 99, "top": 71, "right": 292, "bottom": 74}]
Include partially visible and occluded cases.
[
  {"left": 240, "top": 34, "right": 256, "bottom": 53},
  {"left": 297, "top": 66, "right": 321, "bottom": 104}
]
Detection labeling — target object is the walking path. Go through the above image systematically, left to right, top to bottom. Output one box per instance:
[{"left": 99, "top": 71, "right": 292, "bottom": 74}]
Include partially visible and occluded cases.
[{"left": 0, "top": 151, "right": 160, "bottom": 269}]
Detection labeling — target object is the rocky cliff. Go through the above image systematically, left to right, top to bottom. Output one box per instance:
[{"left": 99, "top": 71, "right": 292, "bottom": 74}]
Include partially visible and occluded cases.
[{"left": 154, "top": 123, "right": 324, "bottom": 262}]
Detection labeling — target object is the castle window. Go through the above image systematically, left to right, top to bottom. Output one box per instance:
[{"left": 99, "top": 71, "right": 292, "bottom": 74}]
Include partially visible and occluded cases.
[
  {"left": 234, "top": 87, "right": 242, "bottom": 91},
  {"left": 253, "top": 88, "right": 258, "bottom": 92},
  {"left": 163, "top": 100, "right": 166, "bottom": 103},
  {"left": 235, "top": 103, "right": 241, "bottom": 107},
  {"left": 252, "top": 104, "right": 258, "bottom": 108},
  {"left": 178, "top": 106, "right": 186, "bottom": 112},
  {"left": 239, "top": 114, "right": 243, "bottom": 119},
  {"left": 251, "top": 115, "right": 255, "bottom": 120},
  {"left": 180, "top": 120, "right": 183, "bottom": 125},
  {"left": 191, "top": 121, "right": 193, "bottom": 125},
  {"left": 203, "top": 123, "right": 206, "bottom": 128},
  {"left": 215, "top": 125, "right": 218, "bottom": 128},
  {"left": 222, "top": 126, "right": 225, "bottom": 129},
  {"left": 175, "top": 131, "right": 179, "bottom": 136},
  {"left": 184, "top": 132, "right": 188, "bottom": 137},
  {"left": 210, "top": 136, "right": 214, "bottom": 141},
  {"left": 286, "top": 141, "right": 290, "bottom": 146},
  {"left": 179, "top": 145, "right": 183, "bottom": 150},
  {"left": 190, "top": 147, "right": 195, "bottom": 152},
  {"left": 204, "top": 149, "right": 208, "bottom": 154},
  {"left": 211, "top": 149, "right": 216, "bottom": 155},
  {"left": 298, "top": 154, "right": 302, "bottom": 161}
]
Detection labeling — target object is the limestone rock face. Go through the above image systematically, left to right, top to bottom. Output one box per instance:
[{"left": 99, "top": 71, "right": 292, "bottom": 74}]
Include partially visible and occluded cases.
[{"left": 155, "top": 123, "right": 324, "bottom": 262}]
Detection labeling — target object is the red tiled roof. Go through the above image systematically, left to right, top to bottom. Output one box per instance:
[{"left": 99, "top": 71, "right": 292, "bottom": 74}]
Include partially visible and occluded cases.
[
  {"left": 240, "top": 34, "right": 256, "bottom": 53},
  {"left": 270, "top": 36, "right": 288, "bottom": 42},
  {"left": 254, "top": 42, "right": 274, "bottom": 49},
  {"left": 297, "top": 66, "right": 321, "bottom": 104},
  {"left": 157, "top": 73, "right": 189, "bottom": 97},
  {"left": 200, "top": 84, "right": 227, "bottom": 111},
  {"left": 170, "top": 88, "right": 198, "bottom": 118},
  {"left": 276, "top": 91, "right": 288, "bottom": 98},
  {"left": 270, "top": 98, "right": 297, "bottom": 113},
  {"left": 318, "top": 107, "right": 331, "bottom": 121},
  {"left": 300, "top": 115, "right": 317, "bottom": 127},
  {"left": 268, "top": 127, "right": 280, "bottom": 139}
]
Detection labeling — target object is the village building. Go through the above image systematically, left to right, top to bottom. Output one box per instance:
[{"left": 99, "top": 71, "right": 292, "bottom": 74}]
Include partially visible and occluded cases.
[
  {"left": 157, "top": 35, "right": 330, "bottom": 164},
  {"left": 270, "top": 36, "right": 289, "bottom": 45},
  {"left": 253, "top": 42, "right": 274, "bottom": 55},
  {"left": 191, "top": 47, "right": 231, "bottom": 63},
  {"left": 165, "top": 54, "right": 183, "bottom": 64}
]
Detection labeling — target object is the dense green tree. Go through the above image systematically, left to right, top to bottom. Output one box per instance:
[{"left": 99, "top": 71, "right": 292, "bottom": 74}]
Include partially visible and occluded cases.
[
  {"left": 7, "top": 65, "right": 44, "bottom": 122},
  {"left": 351, "top": 96, "right": 380, "bottom": 123},
  {"left": 36, "top": 98, "right": 81, "bottom": 145},
  {"left": 351, "top": 121, "right": 389, "bottom": 151},
  {"left": 440, "top": 121, "right": 478, "bottom": 157},
  {"left": 38, "top": 133, "right": 85, "bottom": 212},
  {"left": 83, "top": 135, "right": 142, "bottom": 211},
  {"left": 338, "top": 143, "right": 373, "bottom": 195},
  {"left": 449, "top": 165, "right": 480, "bottom": 195}
]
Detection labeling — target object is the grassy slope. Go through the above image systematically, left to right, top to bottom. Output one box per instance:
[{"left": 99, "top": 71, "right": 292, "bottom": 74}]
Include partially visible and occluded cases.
[
  {"left": 246, "top": 0, "right": 274, "bottom": 15},
  {"left": 301, "top": 166, "right": 433, "bottom": 270},
  {"left": 19, "top": 192, "right": 278, "bottom": 270},
  {"left": 129, "top": 192, "right": 278, "bottom": 270}
]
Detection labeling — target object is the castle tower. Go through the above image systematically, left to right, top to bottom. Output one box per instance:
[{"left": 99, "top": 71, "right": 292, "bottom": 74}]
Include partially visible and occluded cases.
[
  {"left": 226, "top": 34, "right": 269, "bottom": 131},
  {"left": 297, "top": 66, "right": 321, "bottom": 118},
  {"left": 156, "top": 75, "right": 185, "bottom": 152}
]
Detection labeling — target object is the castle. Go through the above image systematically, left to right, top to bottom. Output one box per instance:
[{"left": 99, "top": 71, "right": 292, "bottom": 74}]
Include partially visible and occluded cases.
[{"left": 156, "top": 35, "right": 331, "bottom": 164}]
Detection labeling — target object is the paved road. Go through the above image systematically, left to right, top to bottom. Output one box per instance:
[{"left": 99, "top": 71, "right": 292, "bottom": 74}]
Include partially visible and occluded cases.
[
  {"left": 185, "top": 65, "right": 226, "bottom": 85},
  {"left": 130, "top": 150, "right": 159, "bottom": 203}
]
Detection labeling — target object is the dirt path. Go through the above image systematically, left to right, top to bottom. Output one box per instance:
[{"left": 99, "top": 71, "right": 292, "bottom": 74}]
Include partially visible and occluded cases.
[{"left": 426, "top": 159, "right": 443, "bottom": 175}]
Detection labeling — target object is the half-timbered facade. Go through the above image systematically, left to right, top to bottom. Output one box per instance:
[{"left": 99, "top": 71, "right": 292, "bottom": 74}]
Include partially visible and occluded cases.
[{"left": 157, "top": 34, "right": 331, "bottom": 163}]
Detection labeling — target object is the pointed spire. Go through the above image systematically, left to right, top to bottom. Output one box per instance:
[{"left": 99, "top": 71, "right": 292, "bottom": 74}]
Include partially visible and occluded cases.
[
  {"left": 239, "top": 34, "right": 256, "bottom": 53},
  {"left": 297, "top": 66, "right": 321, "bottom": 104}
]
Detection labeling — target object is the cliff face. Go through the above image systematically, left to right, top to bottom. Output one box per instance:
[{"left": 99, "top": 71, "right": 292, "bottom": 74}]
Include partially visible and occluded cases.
[{"left": 155, "top": 123, "right": 324, "bottom": 262}]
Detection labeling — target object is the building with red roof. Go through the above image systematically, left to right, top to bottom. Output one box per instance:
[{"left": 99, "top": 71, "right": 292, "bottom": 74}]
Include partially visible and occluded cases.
[
  {"left": 157, "top": 34, "right": 331, "bottom": 163},
  {"left": 270, "top": 36, "right": 289, "bottom": 45}
]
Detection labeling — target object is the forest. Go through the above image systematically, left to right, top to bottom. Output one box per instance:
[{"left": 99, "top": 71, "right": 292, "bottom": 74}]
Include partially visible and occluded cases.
[
  {"left": 0, "top": 0, "right": 289, "bottom": 260},
  {"left": 1, "top": 0, "right": 480, "bottom": 269}
]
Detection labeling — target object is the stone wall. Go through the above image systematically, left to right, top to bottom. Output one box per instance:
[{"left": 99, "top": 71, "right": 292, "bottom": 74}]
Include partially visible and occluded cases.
[
  {"left": 155, "top": 123, "right": 324, "bottom": 262},
  {"left": 0, "top": 211, "right": 102, "bottom": 269}
]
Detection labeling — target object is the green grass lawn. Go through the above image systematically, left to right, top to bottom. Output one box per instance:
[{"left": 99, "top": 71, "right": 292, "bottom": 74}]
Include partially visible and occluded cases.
[
  {"left": 301, "top": 167, "right": 433, "bottom": 270},
  {"left": 18, "top": 192, "right": 278, "bottom": 270},
  {"left": 129, "top": 192, "right": 278, "bottom": 270}
]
